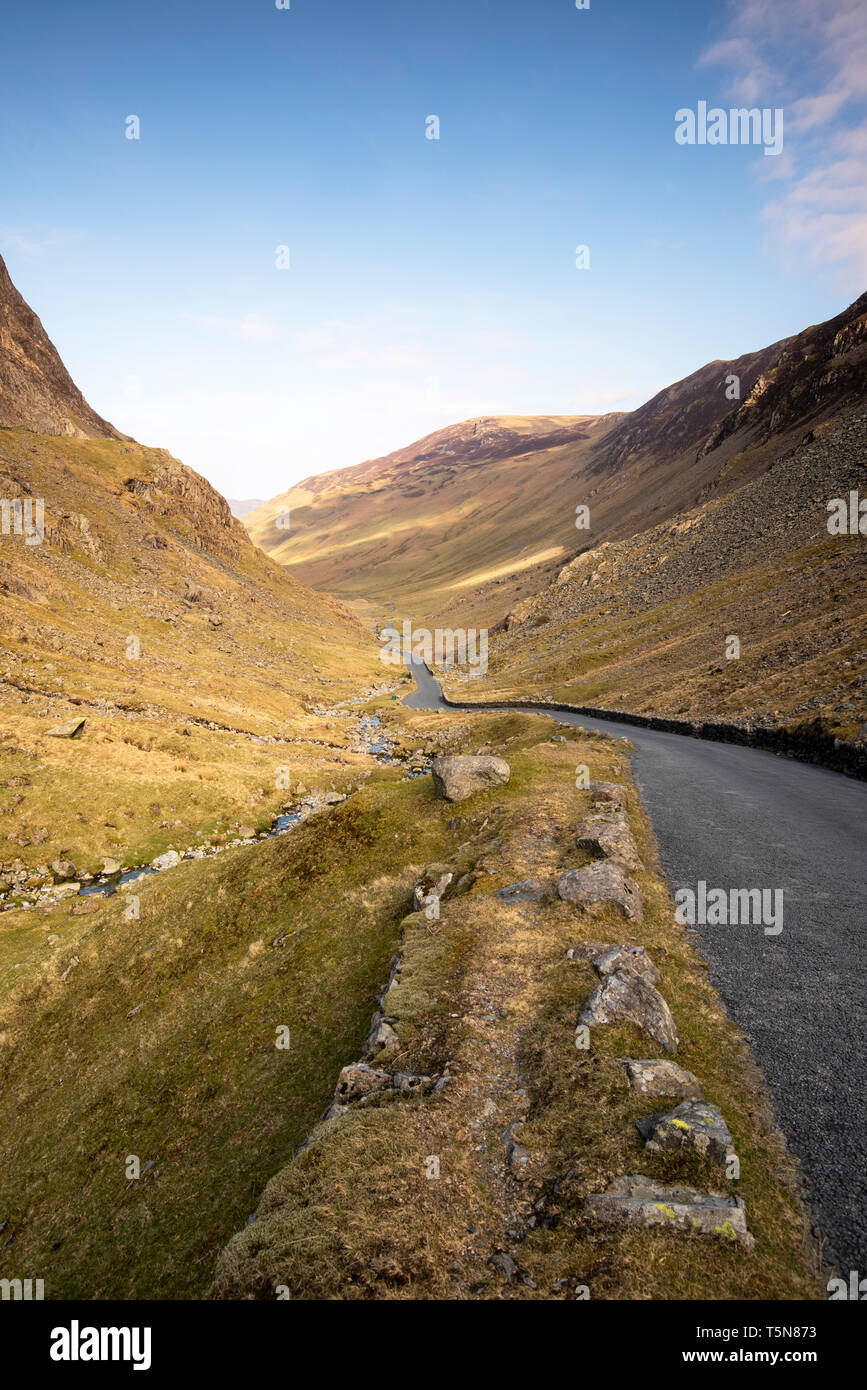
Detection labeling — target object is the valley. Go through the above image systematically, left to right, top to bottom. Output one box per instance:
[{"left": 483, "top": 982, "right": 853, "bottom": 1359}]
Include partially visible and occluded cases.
[
  {"left": 0, "top": 251, "right": 862, "bottom": 1305},
  {"left": 248, "top": 293, "right": 867, "bottom": 746}
]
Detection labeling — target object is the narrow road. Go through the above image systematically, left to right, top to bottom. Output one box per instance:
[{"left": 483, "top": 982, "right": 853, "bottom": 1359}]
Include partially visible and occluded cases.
[{"left": 405, "top": 659, "right": 867, "bottom": 1275}]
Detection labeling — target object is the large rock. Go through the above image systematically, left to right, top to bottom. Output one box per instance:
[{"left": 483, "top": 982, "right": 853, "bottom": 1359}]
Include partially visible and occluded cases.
[
  {"left": 47, "top": 717, "right": 86, "bottom": 739},
  {"left": 431, "top": 755, "right": 510, "bottom": 802},
  {"left": 576, "top": 813, "right": 643, "bottom": 873},
  {"left": 151, "top": 849, "right": 181, "bottom": 872},
  {"left": 557, "top": 861, "right": 643, "bottom": 921},
  {"left": 50, "top": 882, "right": 81, "bottom": 899},
  {"left": 565, "top": 939, "right": 616, "bottom": 964},
  {"left": 566, "top": 941, "right": 659, "bottom": 984},
  {"left": 593, "top": 944, "right": 658, "bottom": 983},
  {"left": 579, "top": 968, "right": 679, "bottom": 1052},
  {"left": 365, "top": 1015, "right": 399, "bottom": 1059},
  {"left": 620, "top": 1058, "right": 703, "bottom": 1100},
  {"left": 334, "top": 1062, "right": 392, "bottom": 1104},
  {"left": 391, "top": 1072, "right": 432, "bottom": 1095},
  {"left": 636, "top": 1100, "right": 735, "bottom": 1167},
  {"left": 584, "top": 1173, "right": 754, "bottom": 1248}
]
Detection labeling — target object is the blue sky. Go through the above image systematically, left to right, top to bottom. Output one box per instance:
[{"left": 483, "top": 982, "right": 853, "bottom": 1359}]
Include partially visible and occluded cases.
[{"left": 2, "top": 0, "right": 865, "bottom": 497}]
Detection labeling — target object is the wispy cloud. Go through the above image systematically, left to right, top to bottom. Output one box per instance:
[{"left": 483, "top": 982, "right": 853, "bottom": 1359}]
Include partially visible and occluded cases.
[
  {"left": 698, "top": 0, "right": 867, "bottom": 290},
  {"left": 0, "top": 228, "right": 78, "bottom": 256}
]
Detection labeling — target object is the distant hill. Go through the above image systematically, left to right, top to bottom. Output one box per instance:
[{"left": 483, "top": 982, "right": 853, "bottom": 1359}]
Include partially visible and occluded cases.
[{"left": 244, "top": 415, "right": 613, "bottom": 625}]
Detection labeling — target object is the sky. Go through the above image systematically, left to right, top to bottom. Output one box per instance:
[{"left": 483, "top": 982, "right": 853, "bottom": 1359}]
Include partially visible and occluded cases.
[{"left": 2, "top": 0, "right": 865, "bottom": 500}]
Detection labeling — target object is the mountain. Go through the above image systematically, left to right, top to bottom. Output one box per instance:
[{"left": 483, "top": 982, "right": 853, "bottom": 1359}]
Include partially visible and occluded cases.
[
  {"left": 0, "top": 253, "right": 380, "bottom": 891},
  {"left": 0, "top": 254, "right": 123, "bottom": 439},
  {"left": 247, "top": 294, "right": 867, "bottom": 634},
  {"left": 468, "top": 405, "right": 867, "bottom": 743},
  {"left": 243, "top": 415, "right": 613, "bottom": 626}
]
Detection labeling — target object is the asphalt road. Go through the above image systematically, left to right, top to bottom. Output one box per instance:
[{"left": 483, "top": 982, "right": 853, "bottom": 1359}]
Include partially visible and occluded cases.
[{"left": 405, "top": 659, "right": 867, "bottom": 1274}]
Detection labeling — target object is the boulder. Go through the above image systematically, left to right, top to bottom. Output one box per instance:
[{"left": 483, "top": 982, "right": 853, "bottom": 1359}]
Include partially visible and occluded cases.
[
  {"left": 47, "top": 718, "right": 86, "bottom": 739},
  {"left": 431, "top": 755, "right": 510, "bottom": 802},
  {"left": 576, "top": 814, "right": 643, "bottom": 872},
  {"left": 151, "top": 849, "right": 181, "bottom": 872},
  {"left": 101, "top": 857, "right": 123, "bottom": 876},
  {"left": 51, "top": 859, "right": 77, "bottom": 881},
  {"left": 557, "top": 861, "right": 643, "bottom": 921},
  {"left": 50, "top": 883, "right": 81, "bottom": 898},
  {"left": 69, "top": 900, "right": 99, "bottom": 916},
  {"left": 565, "top": 940, "right": 616, "bottom": 964},
  {"left": 565, "top": 941, "right": 658, "bottom": 983},
  {"left": 593, "top": 944, "right": 658, "bottom": 984},
  {"left": 579, "top": 968, "right": 679, "bottom": 1052},
  {"left": 620, "top": 1058, "right": 703, "bottom": 1100},
  {"left": 334, "top": 1062, "right": 392, "bottom": 1104},
  {"left": 391, "top": 1072, "right": 432, "bottom": 1095},
  {"left": 636, "top": 1100, "right": 736, "bottom": 1167},
  {"left": 584, "top": 1174, "right": 754, "bottom": 1248},
  {"left": 488, "top": 1251, "right": 518, "bottom": 1281}
]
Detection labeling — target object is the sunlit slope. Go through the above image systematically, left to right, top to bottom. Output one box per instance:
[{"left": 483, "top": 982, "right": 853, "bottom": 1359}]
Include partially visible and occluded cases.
[
  {"left": 448, "top": 408, "right": 867, "bottom": 744},
  {"left": 245, "top": 415, "right": 617, "bottom": 624},
  {"left": 0, "top": 427, "right": 380, "bottom": 878}
]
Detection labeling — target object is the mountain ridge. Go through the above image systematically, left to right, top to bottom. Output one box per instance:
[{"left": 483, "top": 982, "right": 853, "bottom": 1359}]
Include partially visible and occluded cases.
[{"left": 0, "top": 253, "right": 125, "bottom": 440}]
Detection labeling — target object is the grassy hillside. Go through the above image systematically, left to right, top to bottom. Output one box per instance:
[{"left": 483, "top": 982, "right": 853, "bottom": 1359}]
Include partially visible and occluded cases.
[
  {"left": 444, "top": 410, "right": 867, "bottom": 744},
  {"left": 244, "top": 414, "right": 612, "bottom": 627},
  {"left": 0, "top": 427, "right": 381, "bottom": 893},
  {"left": 0, "top": 745, "right": 457, "bottom": 1298}
]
